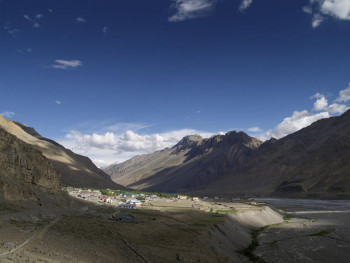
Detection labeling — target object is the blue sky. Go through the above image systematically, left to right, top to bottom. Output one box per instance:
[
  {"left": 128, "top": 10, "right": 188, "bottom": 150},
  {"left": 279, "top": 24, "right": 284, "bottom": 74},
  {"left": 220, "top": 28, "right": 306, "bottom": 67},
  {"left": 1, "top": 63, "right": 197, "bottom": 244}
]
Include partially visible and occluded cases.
[{"left": 1, "top": 0, "right": 350, "bottom": 166}]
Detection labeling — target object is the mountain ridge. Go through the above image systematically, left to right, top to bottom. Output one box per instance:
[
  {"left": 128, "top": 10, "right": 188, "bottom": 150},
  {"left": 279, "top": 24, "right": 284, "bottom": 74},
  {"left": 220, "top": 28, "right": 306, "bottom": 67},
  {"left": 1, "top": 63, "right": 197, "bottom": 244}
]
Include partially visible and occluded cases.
[
  {"left": 0, "top": 115, "right": 126, "bottom": 190},
  {"left": 105, "top": 131, "right": 262, "bottom": 192}
]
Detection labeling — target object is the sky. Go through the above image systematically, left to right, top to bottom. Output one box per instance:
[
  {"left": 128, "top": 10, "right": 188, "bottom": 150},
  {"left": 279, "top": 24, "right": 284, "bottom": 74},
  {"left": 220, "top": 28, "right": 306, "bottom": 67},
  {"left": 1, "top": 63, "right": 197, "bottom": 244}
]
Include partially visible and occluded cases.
[{"left": 1, "top": 0, "right": 350, "bottom": 167}]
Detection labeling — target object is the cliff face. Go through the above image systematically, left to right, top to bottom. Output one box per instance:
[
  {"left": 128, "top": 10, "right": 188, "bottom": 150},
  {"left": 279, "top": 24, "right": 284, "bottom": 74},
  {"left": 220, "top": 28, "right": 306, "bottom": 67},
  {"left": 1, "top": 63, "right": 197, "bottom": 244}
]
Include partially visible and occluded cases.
[{"left": 0, "top": 128, "right": 61, "bottom": 201}]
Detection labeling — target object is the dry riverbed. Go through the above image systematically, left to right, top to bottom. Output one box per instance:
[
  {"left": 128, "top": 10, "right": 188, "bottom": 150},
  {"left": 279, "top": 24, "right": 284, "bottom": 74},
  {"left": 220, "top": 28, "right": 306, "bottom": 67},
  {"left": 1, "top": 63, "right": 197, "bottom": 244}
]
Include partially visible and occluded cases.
[{"left": 255, "top": 198, "right": 350, "bottom": 263}]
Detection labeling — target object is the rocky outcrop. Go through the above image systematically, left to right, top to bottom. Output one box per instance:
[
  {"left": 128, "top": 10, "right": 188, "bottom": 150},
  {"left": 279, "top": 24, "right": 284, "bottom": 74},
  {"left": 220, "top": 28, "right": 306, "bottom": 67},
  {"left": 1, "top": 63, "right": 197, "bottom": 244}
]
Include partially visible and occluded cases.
[{"left": 0, "top": 128, "right": 61, "bottom": 201}]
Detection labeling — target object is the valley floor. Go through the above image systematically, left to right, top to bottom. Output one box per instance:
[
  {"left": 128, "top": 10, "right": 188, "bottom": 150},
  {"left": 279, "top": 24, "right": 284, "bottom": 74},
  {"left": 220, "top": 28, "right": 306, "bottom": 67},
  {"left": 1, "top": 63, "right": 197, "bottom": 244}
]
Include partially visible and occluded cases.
[{"left": 0, "top": 197, "right": 349, "bottom": 262}]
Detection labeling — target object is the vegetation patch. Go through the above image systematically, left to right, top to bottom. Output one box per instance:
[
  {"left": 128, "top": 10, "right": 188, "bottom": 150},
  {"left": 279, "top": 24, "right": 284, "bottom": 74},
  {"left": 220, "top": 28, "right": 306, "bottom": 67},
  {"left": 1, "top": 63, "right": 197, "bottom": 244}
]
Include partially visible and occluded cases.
[
  {"left": 216, "top": 209, "right": 238, "bottom": 214},
  {"left": 283, "top": 216, "right": 292, "bottom": 221},
  {"left": 237, "top": 228, "right": 267, "bottom": 263},
  {"left": 308, "top": 229, "right": 334, "bottom": 237}
]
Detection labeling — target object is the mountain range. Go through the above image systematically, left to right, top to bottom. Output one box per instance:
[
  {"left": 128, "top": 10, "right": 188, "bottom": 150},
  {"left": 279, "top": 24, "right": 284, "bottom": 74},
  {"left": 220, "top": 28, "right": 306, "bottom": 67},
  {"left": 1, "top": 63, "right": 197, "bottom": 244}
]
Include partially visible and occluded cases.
[
  {"left": 1, "top": 109, "right": 349, "bottom": 201},
  {"left": 105, "top": 110, "right": 350, "bottom": 199}
]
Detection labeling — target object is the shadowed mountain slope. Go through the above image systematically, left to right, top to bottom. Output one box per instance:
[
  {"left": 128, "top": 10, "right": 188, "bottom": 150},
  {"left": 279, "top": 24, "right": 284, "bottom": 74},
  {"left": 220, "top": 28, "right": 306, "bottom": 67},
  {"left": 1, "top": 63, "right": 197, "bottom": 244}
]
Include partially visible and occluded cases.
[
  {"left": 106, "top": 110, "right": 350, "bottom": 198},
  {"left": 200, "top": 110, "right": 350, "bottom": 198},
  {"left": 0, "top": 115, "right": 126, "bottom": 190},
  {"left": 0, "top": 127, "right": 61, "bottom": 201},
  {"left": 105, "top": 132, "right": 262, "bottom": 192}
]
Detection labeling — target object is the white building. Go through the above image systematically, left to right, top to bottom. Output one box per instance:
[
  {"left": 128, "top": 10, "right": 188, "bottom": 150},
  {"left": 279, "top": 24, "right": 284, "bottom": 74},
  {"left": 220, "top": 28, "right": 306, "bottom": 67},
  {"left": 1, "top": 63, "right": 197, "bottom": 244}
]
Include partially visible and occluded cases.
[
  {"left": 178, "top": 195, "right": 187, "bottom": 200},
  {"left": 126, "top": 199, "right": 142, "bottom": 207},
  {"left": 118, "top": 203, "right": 136, "bottom": 209}
]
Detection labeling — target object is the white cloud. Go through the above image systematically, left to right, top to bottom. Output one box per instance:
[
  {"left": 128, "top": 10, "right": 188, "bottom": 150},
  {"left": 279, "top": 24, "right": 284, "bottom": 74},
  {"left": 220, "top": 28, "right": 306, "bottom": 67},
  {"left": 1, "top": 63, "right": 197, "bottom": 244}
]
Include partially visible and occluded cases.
[
  {"left": 168, "top": 0, "right": 216, "bottom": 22},
  {"left": 239, "top": 0, "right": 253, "bottom": 12},
  {"left": 304, "top": 0, "right": 350, "bottom": 27},
  {"left": 321, "top": 0, "right": 350, "bottom": 20},
  {"left": 302, "top": 5, "right": 313, "bottom": 14},
  {"left": 48, "top": 9, "right": 53, "bottom": 13},
  {"left": 24, "top": 13, "right": 43, "bottom": 28},
  {"left": 312, "top": 13, "right": 324, "bottom": 28},
  {"left": 24, "top": 15, "right": 32, "bottom": 21},
  {"left": 76, "top": 17, "right": 87, "bottom": 23},
  {"left": 4, "top": 24, "right": 20, "bottom": 37},
  {"left": 102, "top": 27, "right": 108, "bottom": 33},
  {"left": 27, "top": 48, "right": 32, "bottom": 53},
  {"left": 52, "top": 59, "right": 82, "bottom": 70},
  {"left": 260, "top": 83, "right": 350, "bottom": 140},
  {"left": 335, "top": 83, "right": 350, "bottom": 102},
  {"left": 311, "top": 92, "right": 348, "bottom": 113},
  {"left": 312, "top": 93, "right": 328, "bottom": 111},
  {"left": 55, "top": 100, "right": 61, "bottom": 105},
  {"left": 327, "top": 103, "right": 349, "bottom": 114},
  {"left": 263, "top": 110, "right": 330, "bottom": 140},
  {"left": 0, "top": 111, "right": 15, "bottom": 118},
  {"left": 247, "top": 126, "right": 262, "bottom": 132},
  {"left": 58, "top": 128, "right": 214, "bottom": 165}
]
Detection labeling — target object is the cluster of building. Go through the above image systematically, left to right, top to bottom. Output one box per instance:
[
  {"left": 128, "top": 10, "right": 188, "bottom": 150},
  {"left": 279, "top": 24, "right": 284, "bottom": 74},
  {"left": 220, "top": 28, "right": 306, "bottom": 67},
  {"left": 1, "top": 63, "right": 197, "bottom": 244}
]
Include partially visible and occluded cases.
[
  {"left": 64, "top": 187, "right": 203, "bottom": 210},
  {"left": 65, "top": 188, "right": 159, "bottom": 209}
]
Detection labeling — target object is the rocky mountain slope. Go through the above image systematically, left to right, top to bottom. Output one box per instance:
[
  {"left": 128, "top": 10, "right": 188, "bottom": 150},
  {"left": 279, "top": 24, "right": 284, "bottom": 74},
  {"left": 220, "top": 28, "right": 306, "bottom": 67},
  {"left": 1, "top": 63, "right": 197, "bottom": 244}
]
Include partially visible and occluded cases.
[
  {"left": 106, "top": 110, "right": 350, "bottom": 198},
  {"left": 203, "top": 110, "right": 350, "bottom": 198},
  {"left": 0, "top": 115, "right": 125, "bottom": 190},
  {"left": 0, "top": 127, "right": 61, "bottom": 201},
  {"left": 105, "top": 132, "right": 262, "bottom": 192}
]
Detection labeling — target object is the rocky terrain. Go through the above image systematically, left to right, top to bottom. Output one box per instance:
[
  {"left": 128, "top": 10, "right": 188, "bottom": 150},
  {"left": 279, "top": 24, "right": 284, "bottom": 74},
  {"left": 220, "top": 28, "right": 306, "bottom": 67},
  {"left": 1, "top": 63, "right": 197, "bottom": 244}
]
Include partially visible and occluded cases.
[
  {"left": 106, "top": 110, "right": 350, "bottom": 199},
  {"left": 0, "top": 115, "right": 125, "bottom": 190},
  {"left": 0, "top": 127, "right": 61, "bottom": 201},
  {"left": 105, "top": 132, "right": 262, "bottom": 192}
]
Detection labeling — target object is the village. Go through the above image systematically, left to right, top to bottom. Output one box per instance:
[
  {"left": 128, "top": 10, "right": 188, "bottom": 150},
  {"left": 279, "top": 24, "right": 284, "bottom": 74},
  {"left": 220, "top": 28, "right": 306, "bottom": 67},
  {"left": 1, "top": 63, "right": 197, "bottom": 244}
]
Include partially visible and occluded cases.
[
  {"left": 63, "top": 187, "right": 262, "bottom": 215},
  {"left": 64, "top": 187, "right": 199, "bottom": 210}
]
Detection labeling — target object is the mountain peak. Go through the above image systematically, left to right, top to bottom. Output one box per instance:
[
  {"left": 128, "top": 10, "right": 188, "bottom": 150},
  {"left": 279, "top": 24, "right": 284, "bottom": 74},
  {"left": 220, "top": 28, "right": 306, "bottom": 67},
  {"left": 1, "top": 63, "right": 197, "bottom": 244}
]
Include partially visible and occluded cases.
[{"left": 174, "top": 134, "right": 203, "bottom": 149}]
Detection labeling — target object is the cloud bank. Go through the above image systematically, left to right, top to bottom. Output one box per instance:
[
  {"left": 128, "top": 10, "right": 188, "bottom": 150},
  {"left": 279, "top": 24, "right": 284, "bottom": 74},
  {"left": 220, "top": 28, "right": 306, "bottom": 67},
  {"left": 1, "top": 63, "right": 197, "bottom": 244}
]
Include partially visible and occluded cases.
[
  {"left": 59, "top": 84, "right": 350, "bottom": 166},
  {"left": 59, "top": 127, "right": 214, "bottom": 167}
]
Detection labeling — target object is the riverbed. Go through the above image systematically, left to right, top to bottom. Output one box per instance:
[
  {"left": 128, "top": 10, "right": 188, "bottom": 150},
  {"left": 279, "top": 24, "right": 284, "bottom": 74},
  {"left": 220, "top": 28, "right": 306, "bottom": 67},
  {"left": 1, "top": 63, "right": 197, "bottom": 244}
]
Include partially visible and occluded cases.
[{"left": 254, "top": 198, "right": 350, "bottom": 262}]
